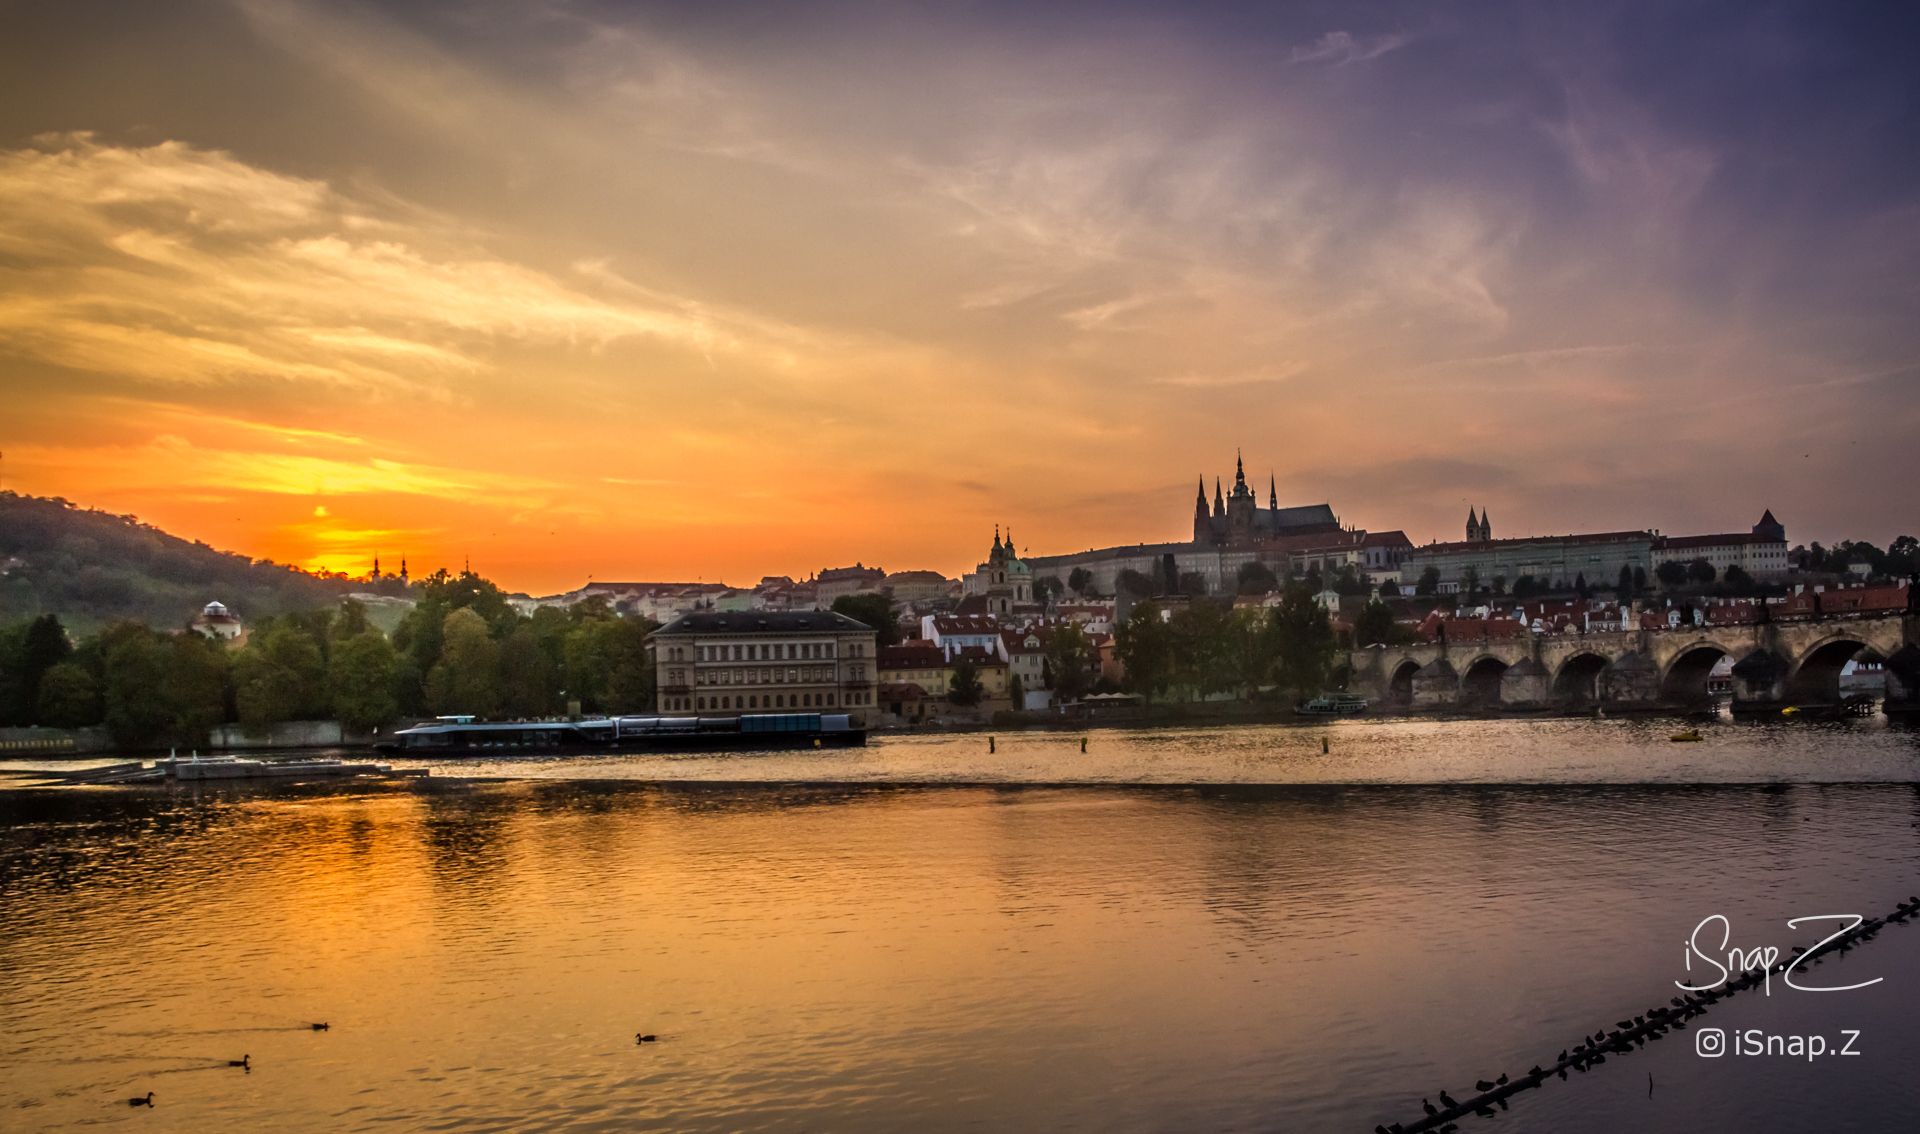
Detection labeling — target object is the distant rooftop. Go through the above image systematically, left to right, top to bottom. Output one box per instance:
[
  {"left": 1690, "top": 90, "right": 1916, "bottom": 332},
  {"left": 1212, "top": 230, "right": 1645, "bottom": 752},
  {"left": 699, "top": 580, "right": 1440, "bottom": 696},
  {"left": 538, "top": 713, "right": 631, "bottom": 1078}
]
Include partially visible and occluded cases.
[{"left": 651, "top": 610, "right": 874, "bottom": 636}]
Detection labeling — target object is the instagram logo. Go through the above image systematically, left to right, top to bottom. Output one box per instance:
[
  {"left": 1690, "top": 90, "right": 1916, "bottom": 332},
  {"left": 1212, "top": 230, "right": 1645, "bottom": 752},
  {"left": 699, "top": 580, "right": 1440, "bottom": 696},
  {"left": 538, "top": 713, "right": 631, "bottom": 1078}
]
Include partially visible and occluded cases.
[{"left": 1695, "top": 1027, "right": 1726, "bottom": 1058}]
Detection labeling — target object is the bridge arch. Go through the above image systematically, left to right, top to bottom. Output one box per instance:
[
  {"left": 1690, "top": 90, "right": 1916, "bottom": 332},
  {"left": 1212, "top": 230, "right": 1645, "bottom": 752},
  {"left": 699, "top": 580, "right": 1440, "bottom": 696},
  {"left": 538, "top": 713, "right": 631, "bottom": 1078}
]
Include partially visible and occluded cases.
[
  {"left": 1784, "top": 634, "right": 1872, "bottom": 706},
  {"left": 1661, "top": 642, "right": 1732, "bottom": 706},
  {"left": 1552, "top": 652, "right": 1611, "bottom": 707},
  {"left": 1460, "top": 655, "right": 1509, "bottom": 709},
  {"left": 1386, "top": 658, "right": 1421, "bottom": 708}
]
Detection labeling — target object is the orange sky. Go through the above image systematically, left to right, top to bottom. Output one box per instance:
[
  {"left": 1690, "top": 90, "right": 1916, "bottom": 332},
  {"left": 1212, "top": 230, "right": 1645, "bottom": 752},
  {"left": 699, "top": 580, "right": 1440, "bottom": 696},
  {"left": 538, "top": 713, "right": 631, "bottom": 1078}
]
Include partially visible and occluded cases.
[{"left": 1, "top": 3, "right": 1915, "bottom": 595}]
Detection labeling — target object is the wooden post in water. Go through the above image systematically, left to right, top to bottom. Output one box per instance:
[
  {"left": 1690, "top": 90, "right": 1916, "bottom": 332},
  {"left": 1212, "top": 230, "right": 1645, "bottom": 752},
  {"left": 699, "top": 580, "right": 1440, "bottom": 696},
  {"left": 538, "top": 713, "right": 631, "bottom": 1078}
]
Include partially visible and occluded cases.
[{"left": 989, "top": 736, "right": 996, "bottom": 754}]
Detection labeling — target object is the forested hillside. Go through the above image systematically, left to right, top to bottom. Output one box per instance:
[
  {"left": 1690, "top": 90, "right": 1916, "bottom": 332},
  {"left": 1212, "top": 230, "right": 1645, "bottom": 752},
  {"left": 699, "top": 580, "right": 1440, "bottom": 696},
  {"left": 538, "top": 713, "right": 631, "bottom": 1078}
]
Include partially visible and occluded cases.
[{"left": 0, "top": 492, "right": 378, "bottom": 633}]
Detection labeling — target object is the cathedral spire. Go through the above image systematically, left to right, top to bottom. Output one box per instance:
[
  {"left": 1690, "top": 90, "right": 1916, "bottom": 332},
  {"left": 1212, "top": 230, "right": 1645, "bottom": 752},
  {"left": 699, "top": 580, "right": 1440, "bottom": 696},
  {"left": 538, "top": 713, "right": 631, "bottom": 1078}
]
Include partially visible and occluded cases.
[
  {"left": 1235, "top": 448, "right": 1246, "bottom": 487},
  {"left": 1268, "top": 473, "right": 1277, "bottom": 510},
  {"left": 1213, "top": 477, "right": 1225, "bottom": 517},
  {"left": 1467, "top": 507, "right": 1479, "bottom": 541},
  {"left": 993, "top": 524, "right": 1001, "bottom": 552}
]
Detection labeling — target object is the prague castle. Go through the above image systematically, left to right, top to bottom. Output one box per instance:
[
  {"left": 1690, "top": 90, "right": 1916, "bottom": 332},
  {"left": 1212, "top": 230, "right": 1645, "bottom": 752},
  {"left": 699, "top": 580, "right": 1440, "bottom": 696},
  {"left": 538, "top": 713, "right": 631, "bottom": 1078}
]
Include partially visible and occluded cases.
[
  {"left": 1191, "top": 451, "right": 1343, "bottom": 547},
  {"left": 1026, "top": 452, "right": 1409, "bottom": 596}
]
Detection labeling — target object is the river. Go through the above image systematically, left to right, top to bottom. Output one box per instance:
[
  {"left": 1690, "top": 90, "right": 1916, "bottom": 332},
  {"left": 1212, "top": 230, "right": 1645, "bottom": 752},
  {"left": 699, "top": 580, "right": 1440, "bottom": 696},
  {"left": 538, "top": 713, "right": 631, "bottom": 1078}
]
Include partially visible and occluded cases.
[{"left": 3, "top": 716, "right": 1919, "bottom": 1131}]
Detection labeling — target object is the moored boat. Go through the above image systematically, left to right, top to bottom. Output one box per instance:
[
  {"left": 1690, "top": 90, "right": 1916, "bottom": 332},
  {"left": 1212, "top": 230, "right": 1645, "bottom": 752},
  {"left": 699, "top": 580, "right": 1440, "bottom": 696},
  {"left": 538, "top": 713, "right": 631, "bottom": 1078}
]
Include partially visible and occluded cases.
[
  {"left": 1295, "top": 693, "right": 1369, "bottom": 716},
  {"left": 377, "top": 712, "right": 866, "bottom": 755}
]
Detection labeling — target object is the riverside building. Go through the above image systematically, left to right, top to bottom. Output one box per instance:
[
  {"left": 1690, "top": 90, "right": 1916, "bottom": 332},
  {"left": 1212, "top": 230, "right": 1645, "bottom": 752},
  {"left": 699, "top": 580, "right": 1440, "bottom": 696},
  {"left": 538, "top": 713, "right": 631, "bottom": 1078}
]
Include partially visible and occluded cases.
[{"left": 647, "top": 610, "right": 878, "bottom": 716}]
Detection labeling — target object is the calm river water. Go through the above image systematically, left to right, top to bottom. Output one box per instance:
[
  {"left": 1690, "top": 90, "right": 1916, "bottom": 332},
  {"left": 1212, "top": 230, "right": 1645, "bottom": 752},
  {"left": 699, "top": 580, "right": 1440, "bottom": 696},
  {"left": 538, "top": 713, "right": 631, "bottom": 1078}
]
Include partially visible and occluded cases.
[{"left": 4, "top": 717, "right": 1920, "bottom": 1132}]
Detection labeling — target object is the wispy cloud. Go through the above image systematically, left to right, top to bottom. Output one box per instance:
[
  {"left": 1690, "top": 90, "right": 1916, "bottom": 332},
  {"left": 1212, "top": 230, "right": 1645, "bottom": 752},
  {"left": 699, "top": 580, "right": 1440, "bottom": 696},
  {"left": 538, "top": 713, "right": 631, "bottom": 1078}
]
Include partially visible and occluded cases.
[{"left": 1289, "top": 30, "right": 1412, "bottom": 66}]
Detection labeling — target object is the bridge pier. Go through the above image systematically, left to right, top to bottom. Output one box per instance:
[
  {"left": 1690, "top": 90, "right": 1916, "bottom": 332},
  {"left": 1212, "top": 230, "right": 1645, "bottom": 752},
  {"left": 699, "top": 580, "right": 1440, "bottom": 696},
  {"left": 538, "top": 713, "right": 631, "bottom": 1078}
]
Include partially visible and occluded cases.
[
  {"left": 1888, "top": 646, "right": 1920, "bottom": 717},
  {"left": 1601, "top": 651, "right": 1660, "bottom": 708},
  {"left": 1412, "top": 658, "right": 1459, "bottom": 708},
  {"left": 1500, "top": 659, "right": 1550, "bottom": 709}
]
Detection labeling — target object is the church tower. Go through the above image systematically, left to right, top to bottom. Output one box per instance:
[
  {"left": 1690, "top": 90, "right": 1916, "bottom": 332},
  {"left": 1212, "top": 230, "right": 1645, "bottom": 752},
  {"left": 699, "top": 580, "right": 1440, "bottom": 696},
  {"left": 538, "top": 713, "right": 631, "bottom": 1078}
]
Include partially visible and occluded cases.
[
  {"left": 1226, "top": 449, "right": 1257, "bottom": 541},
  {"left": 1194, "top": 476, "right": 1210, "bottom": 543}
]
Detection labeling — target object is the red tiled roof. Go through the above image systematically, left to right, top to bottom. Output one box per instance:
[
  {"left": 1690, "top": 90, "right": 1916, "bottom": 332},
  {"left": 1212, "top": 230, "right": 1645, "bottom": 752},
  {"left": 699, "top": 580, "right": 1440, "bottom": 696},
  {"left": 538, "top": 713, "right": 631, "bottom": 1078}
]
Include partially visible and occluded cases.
[{"left": 879, "top": 642, "right": 947, "bottom": 670}]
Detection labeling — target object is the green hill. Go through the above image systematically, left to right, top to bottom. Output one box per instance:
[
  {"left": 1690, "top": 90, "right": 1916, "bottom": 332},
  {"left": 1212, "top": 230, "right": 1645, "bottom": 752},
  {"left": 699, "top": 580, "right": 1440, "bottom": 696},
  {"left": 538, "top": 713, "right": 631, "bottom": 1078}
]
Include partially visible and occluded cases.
[{"left": 0, "top": 491, "right": 390, "bottom": 634}]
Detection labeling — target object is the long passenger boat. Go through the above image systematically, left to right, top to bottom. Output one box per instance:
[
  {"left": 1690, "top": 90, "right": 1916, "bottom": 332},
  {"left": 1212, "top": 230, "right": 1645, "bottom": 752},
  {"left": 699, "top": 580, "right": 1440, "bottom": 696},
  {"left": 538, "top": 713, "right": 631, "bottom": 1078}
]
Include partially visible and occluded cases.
[{"left": 376, "top": 712, "right": 866, "bottom": 756}]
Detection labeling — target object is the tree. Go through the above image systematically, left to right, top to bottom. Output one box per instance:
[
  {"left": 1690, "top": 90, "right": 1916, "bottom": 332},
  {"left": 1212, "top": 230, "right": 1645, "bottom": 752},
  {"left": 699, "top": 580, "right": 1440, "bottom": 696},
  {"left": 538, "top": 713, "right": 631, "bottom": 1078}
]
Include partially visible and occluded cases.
[
  {"left": 1888, "top": 535, "right": 1919, "bottom": 578},
  {"left": 1687, "top": 558, "right": 1716, "bottom": 586},
  {"left": 1655, "top": 560, "right": 1688, "bottom": 589},
  {"left": 1237, "top": 561, "right": 1279, "bottom": 596},
  {"left": 1616, "top": 564, "right": 1636, "bottom": 598},
  {"left": 1634, "top": 565, "right": 1648, "bottom": 593},
  {"left": 1721, "top": 565, "right": 1755, "bottom": 596},
  {"left": 1067, "top": 566, "right": 1093, "bottom": 596},
  {"left": 1332, "top": 566, "right": 1370, "bottom": 596},
  {"left": 1414, "top": 566, "right": 1441, "bottom": 597},
  {"left": 1461, "top": 566, "right": 1481, "bottom": 598},
  {"left": 1115, "top": 568, "right": 1157, "bottom": 599},
  {"left": 1178, "top": 571, "right": 1211, "bottom": 600},
  {"left": 1574, "top": 572, "right": 1591, "bottom": 599},
  {"left": 1032, "top": 575, "right": 1063, "bottom": 607},
  {"left": 1512, "top": 575, "right": 1540, "bottom": 599},
  {"left": 1377, "top": 579, "right": 1400, "bottom": 598},
  {"left": 1265, "top": 584, "right": 1336, "bottom": 700},
  {"left": 832, "top": 593, "right": 901, "bottom": 646},
  {"left": 330, "top": 598, "right": 373, "bottom": 643},
  {"left": 1354, "top": 599, "right": 1397, "bottom": 648},
  {"left": 1168, "top": 600, "right": 1237, "bottom": 697},
  {"left": 1115, "top": 601, "right": 1175, "bottom": 700},
  {"left": 428, "top": 608, "right": 501, "bottom": 717},
  {"left": 18, "top": 615, "right": 71, "bottom": 724},
  {"left": 601, "top": 618, "right": 656, "bottom": 713},
  {"left": 235, "top": 619, "right": 327, "bottom": 729},
  {"left": 498, "top": 622, "right": 559, "bottom": 718},
  {"left": 1042, "top": 623, "right": 1094, "bottom": 703},
  {"left": 100, "top": 624, "right": 172, "bottom": 748},
  {"left": 329, "top": 629, "right": 399, "bottom": 732},
  {"left": 159, "top": 634, "right": 228, "bottom": 746},
  {"left": 948, "top": 658, "right": 984, "bottom": 706},
  {"left": 36, "top": 660, "right": 101, "bottom": 728},
  {"left": 1007, "top": 673, "right": 1025, "bottom": 706}
]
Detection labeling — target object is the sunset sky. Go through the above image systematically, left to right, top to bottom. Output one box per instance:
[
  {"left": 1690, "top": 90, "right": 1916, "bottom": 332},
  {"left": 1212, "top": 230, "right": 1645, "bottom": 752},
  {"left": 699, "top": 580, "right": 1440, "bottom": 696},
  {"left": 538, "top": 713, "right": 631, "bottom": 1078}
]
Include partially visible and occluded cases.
[{"left": 1, "top": 1, "right": 1915, "bottom": 594}]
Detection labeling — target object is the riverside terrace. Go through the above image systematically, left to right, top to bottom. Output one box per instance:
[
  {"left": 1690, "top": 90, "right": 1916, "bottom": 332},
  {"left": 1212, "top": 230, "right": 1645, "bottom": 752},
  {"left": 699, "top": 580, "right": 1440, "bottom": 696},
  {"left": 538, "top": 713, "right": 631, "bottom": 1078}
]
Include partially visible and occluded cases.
[{"left": 1348, "top": 609, "right": 1917, "bottom": 714}]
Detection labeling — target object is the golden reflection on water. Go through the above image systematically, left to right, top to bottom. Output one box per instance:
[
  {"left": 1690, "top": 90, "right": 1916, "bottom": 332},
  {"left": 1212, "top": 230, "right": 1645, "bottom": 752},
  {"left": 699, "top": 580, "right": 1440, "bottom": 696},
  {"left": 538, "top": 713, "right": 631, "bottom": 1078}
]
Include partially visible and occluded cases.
[{"left": 4, "top": 778, "right": 1920, "bottom": 1131}]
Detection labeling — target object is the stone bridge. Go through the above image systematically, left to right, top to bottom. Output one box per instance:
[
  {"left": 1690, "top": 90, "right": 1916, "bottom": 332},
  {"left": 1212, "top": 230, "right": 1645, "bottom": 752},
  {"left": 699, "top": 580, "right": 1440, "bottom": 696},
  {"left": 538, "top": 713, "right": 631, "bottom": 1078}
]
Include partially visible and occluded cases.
[{"left": 1346, "top": 614, "right": 1920, "bottom": 712}]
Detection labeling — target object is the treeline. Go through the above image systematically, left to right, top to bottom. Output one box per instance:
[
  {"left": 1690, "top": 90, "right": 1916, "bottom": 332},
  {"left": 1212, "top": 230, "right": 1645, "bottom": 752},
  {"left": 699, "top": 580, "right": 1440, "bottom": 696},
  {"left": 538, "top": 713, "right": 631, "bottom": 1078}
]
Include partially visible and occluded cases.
[
  {"left": 0, "top": 491, "right": 390, "bottom": 633},
  {"left": 0, "top": 570, "right": 655, "bottom": 749},
  {"left": 1113, "top": 584, "right": 1337, "bottom": 702}
]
